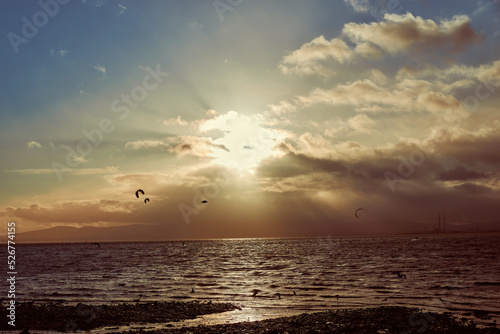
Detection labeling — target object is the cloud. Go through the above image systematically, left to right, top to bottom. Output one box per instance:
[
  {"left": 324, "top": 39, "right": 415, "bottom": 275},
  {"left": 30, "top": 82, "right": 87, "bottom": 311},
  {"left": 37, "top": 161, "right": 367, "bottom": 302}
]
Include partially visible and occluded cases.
[
  {"left": 82, "top": 0, "right": 107, "bottom": 8},
  {"left": 343, "top": 0, "right": 372, "bottom": 13},
  {"left": 117, "top": 3, "right": 127, "bottom": 14},
  {"left": 344, "top": 13, "right": 483, "bottom": 55},
  {"left": 279, "top": 14, "right": 484, "bottom": 76},
  {"left": 189, "top": 21, "right": 203, "bottom": 29},
  {"left": 279, "top": 36, "right": 352, "bottom": 77},
  {"left": 49, "top": 48, "right": 69, "bottom": 56},
  {"left": 393, "top": 59, "right": 500, "bottom": 96},
  {"left": 477, "top": 59, "right": 500, "bottom": 86},
  {"left": 93, "top": 63, "right": 107, "bottom": 76},
  {"left": 367, "top": 69, "right": 388, "bottom": 85},
  {"left": 294, "top": 77, "right": 468, "bottom": 124},
  {"left": 264, "top": 100, "right": 298, "bottom": 117},
  {"left": 205, "top": 109, "right": 217, "bottom": 117},
  {"left": 348, "top": 114, "right": 375, "bottom": 133},
  {"left": 163, "top": 116, "right": 188, "bottom": 126},
  {"left": 260, "top": 120, "right": 500, "bottom": 190},
  {"left": 428, "top": 120, "right": 500, "bottom": 167},
  {"left": 254, "top": 127, "right": 500, "bottom": 229},
  {"left": 125, "top": 136, "right": 229, "bottom": 157},
  {"left": 124, "top": 140, "right": 171, "bottom": 151},
  {"left": 26, "top": 141, "right": 42, "bottom": 149},
  {"left": 437, "top": 165, "right": 487, "bottom": 181},
  {"left": 7, "top": 167, "right": 119, "bottom": 175},
  {"left": 0, "top": 199, "right": 137, "bottom": 225}
]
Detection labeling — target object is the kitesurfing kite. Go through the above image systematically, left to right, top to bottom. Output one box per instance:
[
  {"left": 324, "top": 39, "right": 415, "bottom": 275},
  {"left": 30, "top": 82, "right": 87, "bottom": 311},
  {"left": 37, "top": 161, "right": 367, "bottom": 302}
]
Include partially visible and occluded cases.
[
  {"left": 135, "top": 189, "right": 145, "bottom": 198},
  {"left": 144, "top": 198, "right": 150, "bottom": 204},
  {"left": 201, "top": 200, "right": 208, "bottom": 203},
  {"left": 355, "top": 208, "right": 363, "bottom": 219}
]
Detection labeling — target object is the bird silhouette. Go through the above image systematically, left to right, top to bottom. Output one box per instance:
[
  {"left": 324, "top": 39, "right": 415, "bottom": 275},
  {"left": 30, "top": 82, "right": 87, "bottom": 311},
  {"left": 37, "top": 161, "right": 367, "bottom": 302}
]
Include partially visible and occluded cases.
[{"left": 391, "top": 271, "right": 407, "bottom": 279}]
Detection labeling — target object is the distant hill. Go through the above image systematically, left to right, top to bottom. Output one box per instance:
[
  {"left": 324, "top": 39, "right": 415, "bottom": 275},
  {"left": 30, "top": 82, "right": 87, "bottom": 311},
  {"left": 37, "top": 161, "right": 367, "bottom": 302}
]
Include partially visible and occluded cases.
[
  {"left": 1, "top": 220, "right": 498, "bottom": 243},
  {"left": 2, "top": 223, "right": 191, "bottom": 243}
]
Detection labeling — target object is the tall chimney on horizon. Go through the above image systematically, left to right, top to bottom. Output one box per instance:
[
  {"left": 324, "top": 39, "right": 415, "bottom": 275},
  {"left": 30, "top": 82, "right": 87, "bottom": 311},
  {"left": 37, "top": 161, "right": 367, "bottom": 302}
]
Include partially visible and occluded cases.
[
  {"left": 438, "top": 213, "right": 441, "bottom": 231},
  {"left": 443, "top": 213, "right": 446, "bottom": 232}
]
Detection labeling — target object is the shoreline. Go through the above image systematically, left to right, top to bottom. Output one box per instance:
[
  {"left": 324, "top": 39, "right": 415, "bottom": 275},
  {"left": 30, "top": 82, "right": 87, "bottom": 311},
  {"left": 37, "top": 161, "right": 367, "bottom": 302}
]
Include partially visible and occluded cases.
[{"left": 2, "top": 301, "right": 499, "bottom": 333}]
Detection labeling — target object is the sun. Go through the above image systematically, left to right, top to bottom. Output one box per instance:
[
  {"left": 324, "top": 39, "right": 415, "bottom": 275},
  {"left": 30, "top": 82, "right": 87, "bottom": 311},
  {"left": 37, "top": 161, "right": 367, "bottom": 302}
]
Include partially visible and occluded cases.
[{"left": 199, "top": 111, "right": 286, "bottom": 172}]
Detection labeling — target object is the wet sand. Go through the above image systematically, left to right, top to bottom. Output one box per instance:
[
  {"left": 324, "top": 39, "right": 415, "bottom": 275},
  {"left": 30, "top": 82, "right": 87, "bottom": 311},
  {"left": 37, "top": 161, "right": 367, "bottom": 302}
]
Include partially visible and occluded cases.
[{"left": 1, "top": 302, "right": 499, "bottom": 333}]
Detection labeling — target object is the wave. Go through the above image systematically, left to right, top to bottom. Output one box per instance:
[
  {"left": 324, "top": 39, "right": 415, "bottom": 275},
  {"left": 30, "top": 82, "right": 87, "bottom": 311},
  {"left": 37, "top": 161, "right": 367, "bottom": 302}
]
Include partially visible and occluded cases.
[{"left": 474, "top": 282, "right": 500, "bottom": 286}]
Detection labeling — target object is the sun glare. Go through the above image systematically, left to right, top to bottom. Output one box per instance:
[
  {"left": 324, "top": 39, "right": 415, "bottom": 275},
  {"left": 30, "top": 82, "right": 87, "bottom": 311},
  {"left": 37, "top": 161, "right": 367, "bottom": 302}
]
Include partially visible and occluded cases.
[{"left": 199, "top": 111, "right": 286, "bottom": 172}]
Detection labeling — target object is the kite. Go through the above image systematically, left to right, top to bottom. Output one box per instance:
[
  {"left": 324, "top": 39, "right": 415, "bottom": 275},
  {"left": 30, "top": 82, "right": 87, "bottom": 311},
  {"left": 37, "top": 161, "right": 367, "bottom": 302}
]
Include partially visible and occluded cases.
[{"left": 355, "top": 208, "right": 363, "bottom": 219}]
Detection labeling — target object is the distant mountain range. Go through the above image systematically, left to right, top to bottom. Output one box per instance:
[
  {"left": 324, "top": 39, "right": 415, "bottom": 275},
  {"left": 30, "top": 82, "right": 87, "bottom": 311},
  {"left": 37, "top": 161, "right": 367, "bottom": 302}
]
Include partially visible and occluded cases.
[
  {"left": 1, "top": 221, "right": 498, "bottom": 243},
  {"left": 3, "top": 224, "right": 191, "bottom": 243}
]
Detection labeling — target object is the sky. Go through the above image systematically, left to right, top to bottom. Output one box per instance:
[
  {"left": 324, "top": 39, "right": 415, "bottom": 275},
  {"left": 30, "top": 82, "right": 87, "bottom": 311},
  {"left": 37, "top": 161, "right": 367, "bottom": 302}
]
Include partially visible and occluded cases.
[{"left": 1, "top": 0, "right": 500, "bottom": 240}]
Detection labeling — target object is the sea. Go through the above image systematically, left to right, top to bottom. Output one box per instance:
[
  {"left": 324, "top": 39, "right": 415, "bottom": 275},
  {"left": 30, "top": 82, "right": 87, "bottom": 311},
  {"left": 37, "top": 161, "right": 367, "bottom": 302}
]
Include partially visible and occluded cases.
[{"left": 2, "top": 234, "right": 500, "bottom": 332}]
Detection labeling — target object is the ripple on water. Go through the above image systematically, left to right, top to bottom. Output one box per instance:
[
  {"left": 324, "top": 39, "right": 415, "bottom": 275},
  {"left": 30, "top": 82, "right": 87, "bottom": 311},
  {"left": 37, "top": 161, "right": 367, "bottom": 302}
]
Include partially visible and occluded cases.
[{"left": 9, "top": 235, "right": 500, "bottom": 326}]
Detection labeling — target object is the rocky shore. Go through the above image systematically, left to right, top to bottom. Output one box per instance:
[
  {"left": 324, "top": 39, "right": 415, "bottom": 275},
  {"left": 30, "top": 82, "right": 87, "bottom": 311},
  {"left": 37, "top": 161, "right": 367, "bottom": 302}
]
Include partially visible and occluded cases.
[
  {"left": 0, "top": 300, "right": 239, "bottom": 332},
  {"left": 1, "top": 302, "right": 499, "bottom": 333},
  {"left": 154, "top": 307, "right": 500, "bottom": 334}
]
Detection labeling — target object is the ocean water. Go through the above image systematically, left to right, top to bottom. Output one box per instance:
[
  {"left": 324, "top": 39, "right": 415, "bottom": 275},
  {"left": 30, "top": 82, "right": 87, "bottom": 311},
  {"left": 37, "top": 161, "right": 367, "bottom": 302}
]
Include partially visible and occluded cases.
[{"left": 3, "top": 234, "right": 500, "bottom": 329}]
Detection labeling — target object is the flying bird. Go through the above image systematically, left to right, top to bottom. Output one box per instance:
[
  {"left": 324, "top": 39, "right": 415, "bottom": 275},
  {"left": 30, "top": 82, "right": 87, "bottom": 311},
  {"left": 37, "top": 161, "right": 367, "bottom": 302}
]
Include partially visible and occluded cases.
[
  {"left": 135, "top": 189, "right": 145, "bottom": 198},
  {"left": 201, "top": 200, "right": 208, "bottom": 203},
  {"left": 355, "top": 208, "right": 363, "bottom": 219}
]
